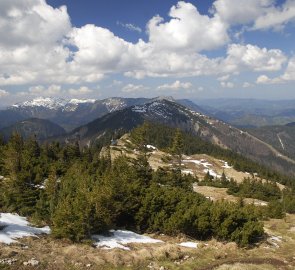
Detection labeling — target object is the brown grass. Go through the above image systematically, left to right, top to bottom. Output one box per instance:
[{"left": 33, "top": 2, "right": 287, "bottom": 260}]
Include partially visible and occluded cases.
[{"left": 194, "top": 185, "right": 268, "bottom": 206}]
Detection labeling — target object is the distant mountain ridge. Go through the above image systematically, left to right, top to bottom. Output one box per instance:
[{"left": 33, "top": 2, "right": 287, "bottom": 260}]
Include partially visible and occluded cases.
[
  {"left": 0, "top": 96, "right": 200, "bottom": 131},
  {"left": 2, "top": 96, "right": 295, "bottom": 176},
  {"left": 1, "top": 97, "right": 149, "bottom": 131},
  {"left": 11, "top": 97, "right": 96, "bottom": 111},
  {"left": 197, "top": 98, "right": 295, "bottom": 127},
  {"left": 59, "top": 99, "right": 295, "bottom": 176},
  {"left": 0, "top": 118, "right": 66, "bottom": 141}
]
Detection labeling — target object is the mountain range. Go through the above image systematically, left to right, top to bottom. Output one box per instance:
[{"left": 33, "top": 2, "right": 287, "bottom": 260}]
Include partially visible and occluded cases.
[
  {"left": 1, "top": 96, "right": 295, "bottom": 176},
  {"left": 197, "top": 99, "right": 295, "bottom": 127},
  {"left": 0, "top": 118, "right": 66, "bottom": 141}
]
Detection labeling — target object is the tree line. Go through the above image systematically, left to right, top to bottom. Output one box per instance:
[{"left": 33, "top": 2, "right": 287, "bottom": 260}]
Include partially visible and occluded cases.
[{"left": 1, "top": 122, "right": 293, "bottom": 247}]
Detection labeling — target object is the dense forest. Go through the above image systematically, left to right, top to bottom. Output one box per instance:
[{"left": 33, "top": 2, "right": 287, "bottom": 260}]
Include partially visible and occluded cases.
[{"left": 0, "top": 122, "right": 294, "bottom": 247}]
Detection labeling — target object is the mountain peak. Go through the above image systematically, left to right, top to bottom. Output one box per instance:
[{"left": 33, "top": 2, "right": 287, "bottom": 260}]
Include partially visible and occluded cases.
[
  {"left": 152, "top": 96, "right": 175, "bottom": 102},
  {"left": 12, "top": 97, "right": 96, "bottom": 110},
  {"left": 12, "top": 97, "right": 67, "bottom": 110}
]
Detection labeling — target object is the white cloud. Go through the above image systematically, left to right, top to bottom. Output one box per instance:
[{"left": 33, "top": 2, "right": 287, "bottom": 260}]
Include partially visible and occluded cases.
[
  {"left": 0, "top": 0, "right": 291, "bottom": 94},
  {"left": 0, "top": 0, "right": 71, "bottom": 48},
  {"left": 0, "top": 0, "right": 72, "bottom": 85},
  {"left": 212, "top": 0, "right": 273, "bottom": 25},
  {"left": 213, "top": 0, "right": 295, "bottom": 30},
  {"left": 253, "top": 0, "right": 295, "bottom": 30},
  {"left": 147, "top": 1, "right": 228, "bottom": 53},
  {"left": 117, "top": 21, "right": 142, "bottom": 33},
  {"left": 222, "top": 44, "right": 286, "bottom": 73},
  {"left": 257, "top": 56, "right": 295, "bottom": 84},
  {"left": 280, "top": 56, "right": 295, "bottom": 81},
  {"left": 217, "top": 74, "right": 230, "bottom": 81},
  {"left": 256, "top": 75, "right": 271, "bottom": 84},
  {"left": 110, "top": 80, "right": 123, "bottom": 87},
  {"left": 157, "top": 80, "right": 192, "bottom": 90},
  {"left": 221, "top": 81, "right": 234, "bottom": 88},
  {"left": 243, "top": 82, "right": 253, "bottom": 88},
  {"left": 29, "top": 84, "right": 61, "bottom": 96},
  {"left": 121, "top": 84, "right": 147, "bottom": 93},
  {"left": 68, "top": 86, "right": 93, "bottom": 96},
  {"left": 0, "top": 89, "right": 9, "bottom": 97}
]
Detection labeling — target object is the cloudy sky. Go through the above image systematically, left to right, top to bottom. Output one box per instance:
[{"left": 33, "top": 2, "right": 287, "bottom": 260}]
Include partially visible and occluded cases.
[{"left": 0, "top": 0, "right": 295, "bottom": 105}]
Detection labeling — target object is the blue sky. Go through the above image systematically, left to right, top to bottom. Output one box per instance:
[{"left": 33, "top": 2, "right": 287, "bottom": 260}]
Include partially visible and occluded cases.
[{"left": 0, "top": 0, "right": 295, "bottom": 105}]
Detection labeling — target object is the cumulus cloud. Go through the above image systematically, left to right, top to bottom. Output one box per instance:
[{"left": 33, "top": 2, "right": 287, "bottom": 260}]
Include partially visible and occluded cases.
[
  {"left": 0, "top": 0, "right": 291, "bottom": 93},
  {"left": 0, "top": 0, "right": 71, "bottom": 85},
  {"left": 212, "top": 0, "right": 295, "bottom": 30},
  {"left": 212, "top": 0, "right": 273, "bottom": 25},
  {"left": 253, "top": 0, "right": 295, "bottom": 30},
  {"left": 147, "top": 1, "right": 228, "bottom": 53},
  {"left": 222, "top": 44, "right": 286, "bottom": 73},
  {"left": 257, "top": 56, "right": 295, "bottom": 84},
  {"left": 280, "top": 56, "right": 295, "bottom": 81},
  {"left": 217, "top": 74, "right": 230, "bottom": 81},
  {"left": 256, "top": 75, "right": 272, "bottom": 84},
  {"left": 157, "top": 80, "right": 192, "bottom": 90},
  {"left": 220, "top": 81, "right": 234, "bottom": 88},
  {"left": 243, "top": 82, "right": 253, "bottom": 88},
  {"left": 28, "top": 84, "right": 61, "bottom": 96},
  {"left": 121, "top": 84, "right": 148, "bottom": 93},
  {"left": 68, "top": 86, "right": 93, "bottom": 95},
  {"left": 0, "top": 89, "right": 9, "bottom": 97}
]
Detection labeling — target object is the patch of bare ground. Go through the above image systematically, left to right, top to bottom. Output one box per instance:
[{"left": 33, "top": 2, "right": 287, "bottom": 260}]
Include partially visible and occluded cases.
[
  {"left": 109, "top": 135, "right": 285, "bottom": 191},
  {"left": 194, "top": 185, "right": 268, "bottom": 206},
  {"left": 0, "top": 221, "right": 295, "bottom": 270},
  {"left": 199, "top": 258, "right": 285, "bottom": 270}
]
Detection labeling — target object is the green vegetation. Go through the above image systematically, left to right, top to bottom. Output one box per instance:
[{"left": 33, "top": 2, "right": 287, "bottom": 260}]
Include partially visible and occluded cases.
[
  {"left": 0, "top": 122, "right": 294, "bottom": 247},
  {"left": 130, "top": 122, "right": 294, "bottom": 187},
  {"left": 227, "top": 178, "right": 281, "bottom": 202}
]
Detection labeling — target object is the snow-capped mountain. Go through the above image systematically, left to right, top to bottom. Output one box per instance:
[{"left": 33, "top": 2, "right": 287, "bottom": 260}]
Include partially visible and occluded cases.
[
  {"left": 1, "top": 97, "right": 148, "bottom": 131},
  {"left": 11, "top": 97, "right": 96, "bottom": 111}
]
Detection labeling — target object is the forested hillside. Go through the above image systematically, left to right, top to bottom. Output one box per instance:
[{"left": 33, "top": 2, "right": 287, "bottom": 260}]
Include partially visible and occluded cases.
[{"left": 1, "top": 123, "right": 294, "bottom": 249}]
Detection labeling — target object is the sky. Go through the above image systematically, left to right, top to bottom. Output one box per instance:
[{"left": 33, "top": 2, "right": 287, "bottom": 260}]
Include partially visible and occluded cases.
[{"left": 0, "top": 0, "right": 295, "bottom": 106}]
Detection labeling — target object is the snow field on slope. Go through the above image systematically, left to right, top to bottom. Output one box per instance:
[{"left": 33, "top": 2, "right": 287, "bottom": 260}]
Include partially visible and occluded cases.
[
  {"left": 0, "top": 213, "right": 50, "bottom": 244},
  {"left": 92, "top": 230, "right": 163, "bottom": 250}
]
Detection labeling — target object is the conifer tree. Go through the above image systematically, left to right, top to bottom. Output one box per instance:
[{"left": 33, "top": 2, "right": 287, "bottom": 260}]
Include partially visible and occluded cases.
[
  {"left": 131, "top": 121, "right": 150, "bottom": 158},
  {"left": 171, "top": 128, "right": 184, "bottom": 170},
  {"left": 4, "top": 132, "right": 23, "bottom": 180}
]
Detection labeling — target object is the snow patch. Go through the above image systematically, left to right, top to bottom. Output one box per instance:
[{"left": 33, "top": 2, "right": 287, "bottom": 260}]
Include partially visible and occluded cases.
[
  {"left": 69, "top": 99, "right": 95, "bottom": 105},
  {"left": 132, "top": 105, "right": 147, "bottom": 113},
  {"left": 277, "top": 134, "right": 285, "bottom": 150},
  {"left": 146, "top": 145, "right": 157, "bottom": 150},
  {"left": 221, "top": 161, "right": 232, "bottom": 169},
  {"left": 182, "top": 169, "right": 194, "bottom": 175},
  {"left": 203, "top": 169, "right": 221, "bottom": 178},
  {"left": 0, "top": 213, "right": 50, "bottom": 244},
  {"left": 92, "top": 230, "right": 163, "bottom": 250},
  {"left": 267, "top": 235, "right": 282, "bottom": 248},
  {"left": 178, "top": 242, "right": 198, "bottom": 248}
]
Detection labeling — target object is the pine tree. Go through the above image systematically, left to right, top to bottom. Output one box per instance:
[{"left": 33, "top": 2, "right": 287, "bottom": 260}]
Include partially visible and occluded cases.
[
  {"left": 131, "top": 121, "right": 150, "bottom": 158},
  {"left": 171, "top": 128, "right": 184, "bottom": 170},
  {"left": 3, "top": 132, "right": 23, "bottom": 180}
]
